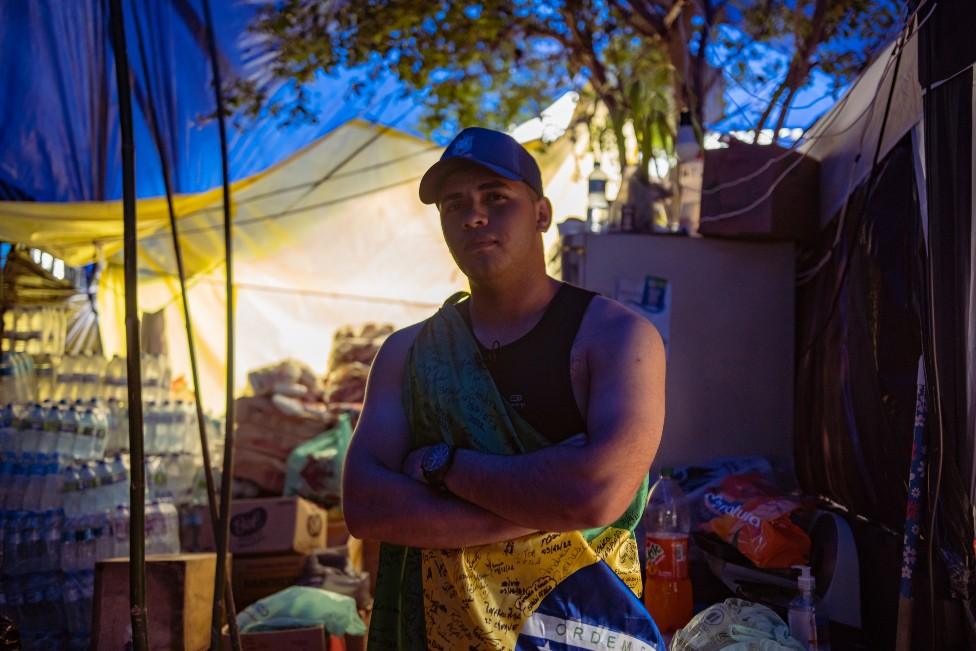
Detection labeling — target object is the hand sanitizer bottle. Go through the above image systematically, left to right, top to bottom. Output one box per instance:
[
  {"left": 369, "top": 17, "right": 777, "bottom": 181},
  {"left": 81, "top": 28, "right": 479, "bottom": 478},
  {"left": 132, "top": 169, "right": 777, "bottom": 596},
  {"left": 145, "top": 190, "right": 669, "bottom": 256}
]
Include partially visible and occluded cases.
[{"left": 788, "top": 565, "right": 830, "bottom": 650}]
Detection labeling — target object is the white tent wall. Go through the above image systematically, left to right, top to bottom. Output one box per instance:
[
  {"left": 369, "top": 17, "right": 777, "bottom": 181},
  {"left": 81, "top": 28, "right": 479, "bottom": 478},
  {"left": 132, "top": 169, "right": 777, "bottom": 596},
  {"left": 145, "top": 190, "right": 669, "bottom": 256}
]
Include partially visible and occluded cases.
[
  {"left": 801, "top": 30, "right": 923, "bottom": 226},
  {"left": 98, "top": 120, "right": 586, "bottom": 411}
]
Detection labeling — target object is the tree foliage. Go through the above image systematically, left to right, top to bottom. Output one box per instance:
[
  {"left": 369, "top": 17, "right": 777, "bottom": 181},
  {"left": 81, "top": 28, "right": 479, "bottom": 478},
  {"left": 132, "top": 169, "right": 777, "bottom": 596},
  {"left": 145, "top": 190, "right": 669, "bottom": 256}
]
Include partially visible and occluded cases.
[
  {"left": 228, "top": 0, "right": 904, "bottom": 174},
  {"left": 735, "top": 0, "right": 900, "bottom": 142}
]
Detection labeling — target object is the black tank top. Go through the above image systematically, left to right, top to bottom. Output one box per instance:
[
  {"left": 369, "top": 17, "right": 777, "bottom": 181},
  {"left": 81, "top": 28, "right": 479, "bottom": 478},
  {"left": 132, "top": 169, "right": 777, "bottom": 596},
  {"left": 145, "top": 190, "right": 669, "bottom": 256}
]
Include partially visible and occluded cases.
[{"left": 456, "top": 283, "right": 597, "bottom": 444}]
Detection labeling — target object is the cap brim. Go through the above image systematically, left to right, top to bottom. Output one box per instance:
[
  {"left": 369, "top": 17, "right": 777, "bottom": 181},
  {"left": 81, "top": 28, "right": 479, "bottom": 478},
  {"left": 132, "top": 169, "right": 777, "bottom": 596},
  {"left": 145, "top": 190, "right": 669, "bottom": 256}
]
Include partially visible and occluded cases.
[{"left": 419, "top": 157, "right": 522, "bottom": 205}]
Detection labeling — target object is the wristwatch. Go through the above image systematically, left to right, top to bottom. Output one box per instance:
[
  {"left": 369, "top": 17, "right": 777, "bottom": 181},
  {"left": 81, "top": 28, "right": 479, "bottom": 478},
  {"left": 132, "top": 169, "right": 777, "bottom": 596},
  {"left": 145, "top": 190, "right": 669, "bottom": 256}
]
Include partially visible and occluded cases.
[{"left": 421, "top": 443, "right": 457, "bottom": 492}]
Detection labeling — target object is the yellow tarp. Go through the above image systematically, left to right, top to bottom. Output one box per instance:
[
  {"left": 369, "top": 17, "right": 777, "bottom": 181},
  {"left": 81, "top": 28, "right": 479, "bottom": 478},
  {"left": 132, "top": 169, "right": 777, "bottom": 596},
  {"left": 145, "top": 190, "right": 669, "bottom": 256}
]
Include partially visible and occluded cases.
[
  {"left": 3, "top": 119, "right": 590, "bottom": 410},
  {"left": 0, "top": 175, "right": 266, "bottom": 267}
]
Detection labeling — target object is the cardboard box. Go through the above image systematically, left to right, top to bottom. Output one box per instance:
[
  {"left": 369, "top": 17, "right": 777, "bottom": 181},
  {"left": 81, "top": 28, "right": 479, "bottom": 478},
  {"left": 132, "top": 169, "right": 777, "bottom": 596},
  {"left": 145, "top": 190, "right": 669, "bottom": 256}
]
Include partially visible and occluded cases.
[
  {"left": 700, "top": 139, "right": 820, "bottom": 242},
  {"left": 198, "top": 496, "right": 327, "bottom": 555},
  {"left": 327, "top": 515, "right": 349, "bottom": 547},
  {"left": 345, "top": 536, "right": 363, "bottom": 574},
  {"left": 232, "top": 552, "right": 309, "bottom": 609},
  {"left": 93, "top": 553, "right": 217, "bottom": 651},
  {"left": 221, "top": 625, "right": 328, "bottom": 651}
]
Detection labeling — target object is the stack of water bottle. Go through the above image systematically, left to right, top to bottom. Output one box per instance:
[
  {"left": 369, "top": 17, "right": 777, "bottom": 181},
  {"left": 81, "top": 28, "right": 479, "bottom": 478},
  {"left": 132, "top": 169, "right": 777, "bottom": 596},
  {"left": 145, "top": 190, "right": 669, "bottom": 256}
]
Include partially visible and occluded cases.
[
  {"left": 1, "top": 305, "right": 68, "bottom": 357},
  {"left": 0, "top": 352, "right": 35, "bottom": 405},
  {"left": 0, "top": 400, "right": 184, "bottom": 650}
]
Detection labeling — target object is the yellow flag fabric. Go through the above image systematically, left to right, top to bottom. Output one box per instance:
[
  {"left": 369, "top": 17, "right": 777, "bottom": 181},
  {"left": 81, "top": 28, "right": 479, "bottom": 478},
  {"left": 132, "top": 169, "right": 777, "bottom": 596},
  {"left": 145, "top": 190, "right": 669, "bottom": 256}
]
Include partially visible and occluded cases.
[{"left": 422, "top": 527, "right": 642, "bottom": 650}]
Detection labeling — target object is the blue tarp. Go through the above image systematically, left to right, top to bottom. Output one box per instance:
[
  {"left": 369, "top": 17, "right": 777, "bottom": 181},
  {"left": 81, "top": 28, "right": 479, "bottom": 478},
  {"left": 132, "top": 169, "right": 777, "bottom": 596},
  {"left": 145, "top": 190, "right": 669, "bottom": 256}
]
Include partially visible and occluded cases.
[{"left": 0, "top": 0, "right": 419, "bottom": 203}]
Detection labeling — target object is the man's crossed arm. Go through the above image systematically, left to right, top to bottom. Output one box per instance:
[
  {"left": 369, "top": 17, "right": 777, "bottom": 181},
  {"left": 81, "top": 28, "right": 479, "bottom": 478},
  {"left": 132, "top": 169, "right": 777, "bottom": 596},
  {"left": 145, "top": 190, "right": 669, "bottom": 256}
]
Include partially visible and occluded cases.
[{"left": 341, "top": 300, "right": 665, "bottom": 549}]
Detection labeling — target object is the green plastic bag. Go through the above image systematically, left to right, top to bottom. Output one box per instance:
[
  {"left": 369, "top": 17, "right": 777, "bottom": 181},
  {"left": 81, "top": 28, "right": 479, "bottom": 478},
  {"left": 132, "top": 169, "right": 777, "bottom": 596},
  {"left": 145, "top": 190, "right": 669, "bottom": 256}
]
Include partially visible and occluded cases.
[
  {"left": 285, "top": 414, "right": 353, "bottom": 508},
  {"left": 236, "top": 586, "right": 367, "bottom": 636},
  {"left": 670, "top": 599, "right": 806, "bottom": 651}
]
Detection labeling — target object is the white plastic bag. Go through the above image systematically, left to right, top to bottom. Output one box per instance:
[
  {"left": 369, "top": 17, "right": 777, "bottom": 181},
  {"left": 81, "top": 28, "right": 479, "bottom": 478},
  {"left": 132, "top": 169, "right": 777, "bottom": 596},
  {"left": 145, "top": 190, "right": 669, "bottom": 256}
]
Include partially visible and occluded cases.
[{"left": 670, "top": 599, "right": 806, "bottom": 651}]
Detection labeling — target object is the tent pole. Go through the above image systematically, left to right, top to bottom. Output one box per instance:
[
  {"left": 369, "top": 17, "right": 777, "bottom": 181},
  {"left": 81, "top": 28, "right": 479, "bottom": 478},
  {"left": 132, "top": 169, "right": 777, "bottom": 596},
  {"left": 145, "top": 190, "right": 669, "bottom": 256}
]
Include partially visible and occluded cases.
[
  {"left": 108, "top": 0, "right": 149, "bottom": 649},
  {"left": 201, "top": 0, "right": 240, "bottom": 648},
  {"left": 130, "top": 17, "right": 239, "bottom": 634}
]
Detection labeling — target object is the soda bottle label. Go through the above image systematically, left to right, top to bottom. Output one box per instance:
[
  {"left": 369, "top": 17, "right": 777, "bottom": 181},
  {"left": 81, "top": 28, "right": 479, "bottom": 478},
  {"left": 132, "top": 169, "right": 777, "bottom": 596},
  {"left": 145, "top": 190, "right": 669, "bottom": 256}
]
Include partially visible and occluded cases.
[{"left": 645, "top": 534, "right": 688, "bottom": 579}]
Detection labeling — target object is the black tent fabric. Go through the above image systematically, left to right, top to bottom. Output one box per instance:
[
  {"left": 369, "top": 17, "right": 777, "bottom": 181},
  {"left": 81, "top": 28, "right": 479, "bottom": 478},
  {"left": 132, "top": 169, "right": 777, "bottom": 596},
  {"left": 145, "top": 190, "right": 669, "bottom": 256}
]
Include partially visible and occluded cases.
[
  {"left": 794, "top": 0, "right": 976, "bottom": 644},
  {"left": 918, "top": 0, "right": 976, "bottom": 644},
  {"left": 795, "top": 135, "right": 926, "bottom": 647}
]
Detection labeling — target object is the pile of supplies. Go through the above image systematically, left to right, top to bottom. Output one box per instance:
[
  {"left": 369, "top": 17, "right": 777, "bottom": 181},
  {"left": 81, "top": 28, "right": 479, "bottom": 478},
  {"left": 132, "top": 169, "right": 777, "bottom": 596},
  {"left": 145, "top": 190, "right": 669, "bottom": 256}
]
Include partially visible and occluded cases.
[
  {"left": 322, "top": 324, "right": 393, "bottom": 411},
  {"left": 233, "top": 359, "right": 337, "bottom": 495},
  {"left": 648, "top": 457, "right": 836, "bottom": 650}
]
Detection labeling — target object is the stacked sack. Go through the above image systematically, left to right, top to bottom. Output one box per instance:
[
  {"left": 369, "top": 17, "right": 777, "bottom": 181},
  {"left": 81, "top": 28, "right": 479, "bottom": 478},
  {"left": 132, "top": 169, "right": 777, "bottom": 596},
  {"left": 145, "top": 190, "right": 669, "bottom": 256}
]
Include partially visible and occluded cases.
[
  {"left": 322, "top": 324, "right": 393, "bottom": 424},
  {"left": 234, "top": 360, "right": 338, "bottom": 495}
]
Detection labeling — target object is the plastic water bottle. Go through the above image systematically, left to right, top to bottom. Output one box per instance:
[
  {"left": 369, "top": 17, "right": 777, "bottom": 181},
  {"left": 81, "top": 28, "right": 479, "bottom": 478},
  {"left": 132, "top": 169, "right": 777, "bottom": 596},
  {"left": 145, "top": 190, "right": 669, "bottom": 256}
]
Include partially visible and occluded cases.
[
  {"left": 587, "top": 161, "right": 610, "bottom": 233},
  {"left": 57, "top": 355, "right": 76, "bottom": 401},
  {"left": 84, "top": 355, "right": 102, "bottom": 400},
  {"left": 106, "top": 355, "right": 126, "bottom": 401},
  {"left": 142, "top": 355, "right": 160, "bottom": 403},
  {"left": 35, "top": 361, "right": 55, "bottom": 404},
  {"left": 0, "top": 363, "right": 13, "bottom": 407},
  {"left": 173, "top": 400, "right": 187, "bottom": 453},
  {"left": 144, "top": 401, "right": 158, "bottom": 454},
  {"left": 158, "top": 401, "right": 170, "bottom": 453},
  {"left": 0, "top": 403, "right": 16, "bottom": 454},
  {"left": 2, "top": 403, "right": 21, "bottom": 455},
  {"left": 21, "top": 403, "right": 45, "bottom": 455},
  {"left": 51, "top": 405, "right": 72, "bottom": 460},
  {"left": 92, "top": 406, "right": 108, "bottom": 459},
  {"left": 74, "top": 408, "right": 95, "bottom": 461},
  {"left": 110, "top": 454, "right": 129, "bottom": 507},
  {"left": 40, "top": 455, "right": 63, "bottom": 512},
  {"left": 149, "top": 455, "right": 170, "bottom": 501},
  {"left": 22, "top": 457, "right": 44, "bottom": 512},
  {"left": 0, "top": 459, "right": 13, "bottom": 509},
  {"left": 0, "top": 459, "right": 14, "bottom": 509},
  {"left": 4, "top": 459, "right": 26, "bottom": 512},
  {"left": 93, "top": 460, "right": 113, "bottom": 512},
  {"left": 78, "top": 463, "right": 96, "bottom": 500},
  {"left": 62, "top": 464, "right": 81, "bottom": 517},
  {"left": 643, "top": 468, "right": 693, "bottom": 634},
  {"left": 160, "top": 499, "right": 181, "bottom": 553},
  {"left": 145, "top": 500, "right": 162, "bottom": 555},
  {"left": 112, "top": 504, "right": 130, "bottom": 558},
  {"left": 42, "top": 510, "right": 63, "bottom": 571},
  {"left": 93, "top": 511, "right": 114, "bottom": 561},
  {"left": 19, "top": 514, "right": 40, "bottom": 574},
  {"left": 3, "top": 515, "right": 22, "bottom": 574},
  {"left": 75, "top": 516, "right": 96, "bottom": 571},
  {"left": 61, "top": 519, "right": 78, "bottom": 573},
  {"left": 79, "top": 569, "right": 94, "bottom": 631},
  {"left": 43, "top": 571, "right": 66, "bottom": 635},
  {"left": 62, "top": 572, "right": 84, "bottom": 633},
  {"left": 20, "top": 573, "right": 44, "bottom": 631}
]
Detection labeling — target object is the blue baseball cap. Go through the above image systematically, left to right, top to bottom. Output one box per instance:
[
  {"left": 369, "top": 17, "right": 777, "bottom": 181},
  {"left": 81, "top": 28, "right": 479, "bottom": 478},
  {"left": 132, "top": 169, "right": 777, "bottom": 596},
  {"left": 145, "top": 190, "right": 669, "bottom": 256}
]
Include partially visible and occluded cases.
[{"left": 419, "top": 127, "right": 544, "bottom": 204}]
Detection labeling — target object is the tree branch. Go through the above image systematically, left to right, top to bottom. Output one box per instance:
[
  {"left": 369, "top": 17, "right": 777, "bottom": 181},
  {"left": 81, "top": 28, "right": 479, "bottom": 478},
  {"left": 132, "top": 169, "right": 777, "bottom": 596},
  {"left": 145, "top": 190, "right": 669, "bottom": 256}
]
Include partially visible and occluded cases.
[
  {"left": 614, "top": 0, "right": 667, "bottom": 39},
  {"left": 663, "top": 0, "right": 689, "bottom": 30},
  {"left": 752, "top": 81, "right": 787, "bottom": 141},
  {"left": 771, "top": 83, "right": 799, "bottom": 142}
]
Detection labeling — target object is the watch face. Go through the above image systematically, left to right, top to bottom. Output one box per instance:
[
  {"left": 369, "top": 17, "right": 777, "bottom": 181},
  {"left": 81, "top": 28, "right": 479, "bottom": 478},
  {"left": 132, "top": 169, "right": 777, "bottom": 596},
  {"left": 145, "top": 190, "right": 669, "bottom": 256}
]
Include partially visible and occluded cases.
[{"left": 422, "top": 444, "right": 450, "bottom": 473}]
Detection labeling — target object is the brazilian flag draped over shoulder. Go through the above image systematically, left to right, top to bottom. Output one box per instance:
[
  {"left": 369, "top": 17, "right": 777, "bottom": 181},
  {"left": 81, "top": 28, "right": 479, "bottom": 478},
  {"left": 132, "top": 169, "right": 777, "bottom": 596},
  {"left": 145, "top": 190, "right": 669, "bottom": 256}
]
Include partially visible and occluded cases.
[{"left": 367, "top": 295, "right": 665, "bottom": 651}]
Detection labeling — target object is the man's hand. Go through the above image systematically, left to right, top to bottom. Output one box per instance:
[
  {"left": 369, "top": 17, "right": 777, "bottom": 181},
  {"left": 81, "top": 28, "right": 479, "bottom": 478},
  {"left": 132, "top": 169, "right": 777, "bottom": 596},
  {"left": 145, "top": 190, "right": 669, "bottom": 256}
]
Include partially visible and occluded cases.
[{"left": 401, "top": 447, "right": 428, "bottom": 483}]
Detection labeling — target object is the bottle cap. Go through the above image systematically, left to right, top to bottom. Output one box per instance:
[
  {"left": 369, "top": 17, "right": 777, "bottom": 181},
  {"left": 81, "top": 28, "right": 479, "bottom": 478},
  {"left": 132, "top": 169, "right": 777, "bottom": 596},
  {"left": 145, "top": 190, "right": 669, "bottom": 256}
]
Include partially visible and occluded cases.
[{"left": 793, "top": 564, "right": 816, "bottom": 592}]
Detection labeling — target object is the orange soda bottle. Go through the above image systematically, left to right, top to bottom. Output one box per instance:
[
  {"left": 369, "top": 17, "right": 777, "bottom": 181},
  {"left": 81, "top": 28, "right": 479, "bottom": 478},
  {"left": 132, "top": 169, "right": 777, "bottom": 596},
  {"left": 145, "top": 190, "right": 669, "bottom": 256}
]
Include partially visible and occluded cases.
[{"left": 643, "top": 467, "right": 693, "bottom": 633}]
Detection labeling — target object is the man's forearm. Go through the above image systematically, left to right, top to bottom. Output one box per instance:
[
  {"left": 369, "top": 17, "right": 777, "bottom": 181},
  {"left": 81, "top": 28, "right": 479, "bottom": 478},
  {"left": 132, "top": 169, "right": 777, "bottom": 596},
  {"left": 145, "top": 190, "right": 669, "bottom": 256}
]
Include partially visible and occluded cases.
[
  {"left": 443, "top": 444, "right": 637, "bottom": 532},
  {"left": 344, "top": 464, "right": 534, "bottom": 548}
]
